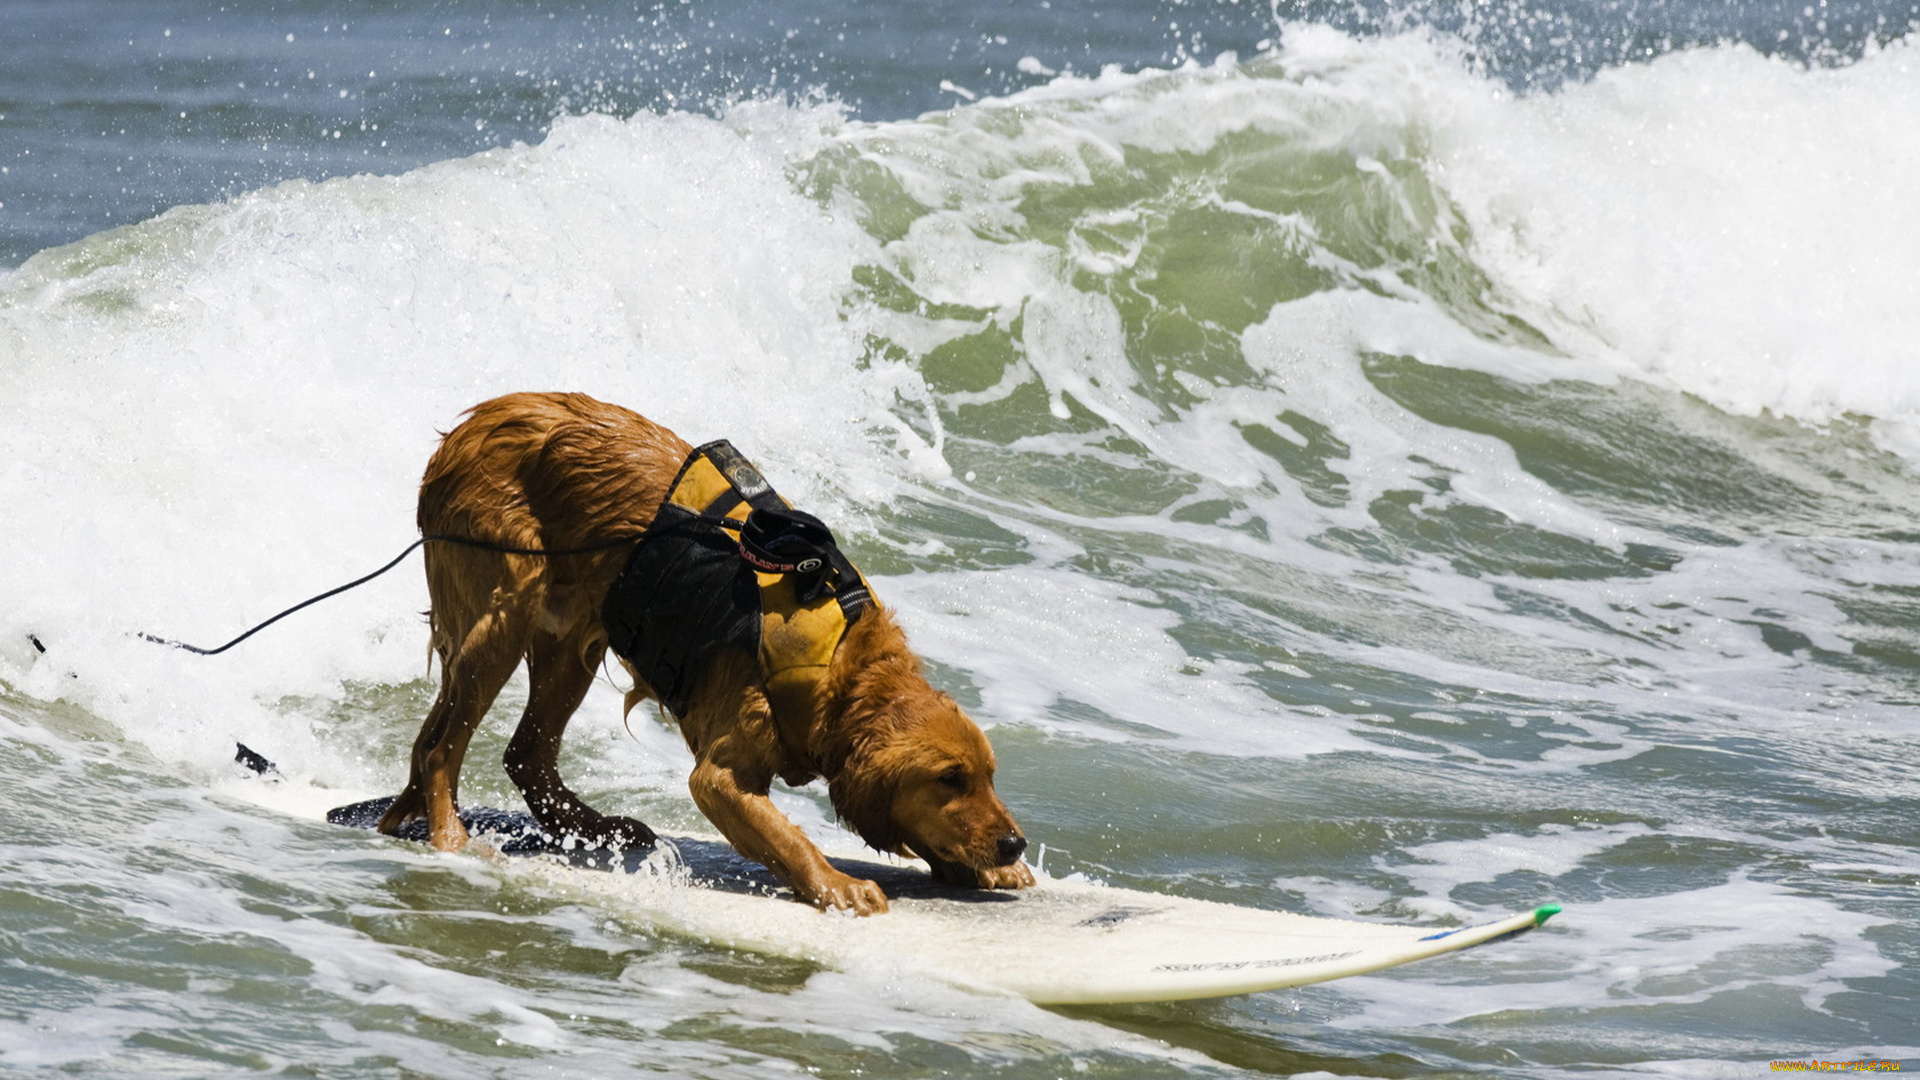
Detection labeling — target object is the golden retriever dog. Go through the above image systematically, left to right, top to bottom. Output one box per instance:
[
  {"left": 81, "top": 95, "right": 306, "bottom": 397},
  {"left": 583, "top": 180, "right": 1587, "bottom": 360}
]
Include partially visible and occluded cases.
[{"left": 377, "top": 391, "right": 1032, "bottom": 914}]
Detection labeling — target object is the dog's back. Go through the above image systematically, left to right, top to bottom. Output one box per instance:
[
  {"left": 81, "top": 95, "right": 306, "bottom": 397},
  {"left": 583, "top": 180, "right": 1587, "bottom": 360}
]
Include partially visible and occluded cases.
[{"left": 416, "top": 392, "right": 689, "bottom": 668}]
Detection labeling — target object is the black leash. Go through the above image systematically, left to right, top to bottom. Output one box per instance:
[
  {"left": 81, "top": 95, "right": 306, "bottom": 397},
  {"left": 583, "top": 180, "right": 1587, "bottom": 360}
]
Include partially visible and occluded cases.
[
  {"left": 141, "top": 497, "right": 847, "bottom": 658},
  {"left": 142, "top": 533, "right": 641, "bottom": 657}
]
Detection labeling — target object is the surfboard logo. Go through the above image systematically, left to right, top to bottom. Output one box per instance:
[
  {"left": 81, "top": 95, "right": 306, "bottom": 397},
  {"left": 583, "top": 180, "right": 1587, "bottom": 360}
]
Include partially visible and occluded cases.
[{"left": 1154, "top": 950, "right": 1362, "bottom": 973}]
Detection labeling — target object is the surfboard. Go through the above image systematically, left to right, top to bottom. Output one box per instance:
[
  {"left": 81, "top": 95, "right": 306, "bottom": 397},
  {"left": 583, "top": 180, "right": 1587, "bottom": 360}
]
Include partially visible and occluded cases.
[{"left": 219, "top": 774, "right": 1561, "bottom": 1005}]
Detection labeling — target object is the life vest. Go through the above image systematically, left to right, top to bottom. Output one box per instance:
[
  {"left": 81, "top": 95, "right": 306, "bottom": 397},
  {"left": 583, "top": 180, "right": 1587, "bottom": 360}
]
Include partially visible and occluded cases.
[{"left": 601, "top": 441, "right": 871, "bottom": 752}]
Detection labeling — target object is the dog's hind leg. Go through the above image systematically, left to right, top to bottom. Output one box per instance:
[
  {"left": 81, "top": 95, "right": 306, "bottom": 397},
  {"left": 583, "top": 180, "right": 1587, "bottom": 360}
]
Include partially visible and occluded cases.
[
  {"left": 379, "top": 601, "right": 530, "bottom": 851},
  {"left": 504, "top": 627, "right": 657, "bottom": 849}
]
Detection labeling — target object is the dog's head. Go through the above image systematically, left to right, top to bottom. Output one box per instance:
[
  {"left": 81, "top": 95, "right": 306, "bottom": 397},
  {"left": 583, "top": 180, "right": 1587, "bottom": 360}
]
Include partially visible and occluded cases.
[
  {"left": 823, "top": 611, "right": 1026, "bottom": 874},
  {"left": 830, "top": 696, "right": 1026, "bottom": 872}
]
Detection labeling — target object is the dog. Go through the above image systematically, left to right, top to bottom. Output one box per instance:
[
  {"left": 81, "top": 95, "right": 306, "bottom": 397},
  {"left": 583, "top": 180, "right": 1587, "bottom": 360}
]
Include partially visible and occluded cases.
[{"left": 376, "top": 391, "right": 1032, "bottom": 914}]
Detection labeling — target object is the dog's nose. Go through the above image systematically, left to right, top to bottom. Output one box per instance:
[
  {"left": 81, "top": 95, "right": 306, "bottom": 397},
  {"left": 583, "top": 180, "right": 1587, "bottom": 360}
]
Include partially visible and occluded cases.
[{"left": 996, "top": 832, "right": 1028, "bottom": 864}]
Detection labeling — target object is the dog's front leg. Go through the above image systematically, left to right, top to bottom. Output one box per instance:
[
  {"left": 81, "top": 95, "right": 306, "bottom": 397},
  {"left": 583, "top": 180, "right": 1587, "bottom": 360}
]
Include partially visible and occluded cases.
[{"left": 689, "top": 752, "right": 889, "bottom": 915}]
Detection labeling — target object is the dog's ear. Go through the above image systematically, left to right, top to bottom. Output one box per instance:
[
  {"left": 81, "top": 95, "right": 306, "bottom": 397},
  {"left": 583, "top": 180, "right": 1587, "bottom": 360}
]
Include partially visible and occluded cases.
[
  {"left": 818, "top": 604, "right": 905, "bottom": 848},
  {"left": 827, "top": 732, "right": 909, "bottom": 855}
]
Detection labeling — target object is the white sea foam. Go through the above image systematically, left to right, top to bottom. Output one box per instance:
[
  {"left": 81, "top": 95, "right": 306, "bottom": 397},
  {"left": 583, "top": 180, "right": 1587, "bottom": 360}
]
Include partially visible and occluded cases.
[
  {"left": 863, "top": 23, "right": 1920, "bottom": 448},
  {"left": 1228, "top": 24, "right": 1920, "bottom": 446},
  {"left": 1418, "top": 33, "right": 1920, "bottom": 447},
  {"left": 883, "top": 565, "right": 1380, "bottom": 758},
  {"left": 1314, "top": 817, "right": 1916, "bottom": 1048},
  {"left": 1389, "top": 822, "right": 1658, "bottom": 903},
  {"left": 1330, "top": 873, "right": 1903, "bottom": 1030}
]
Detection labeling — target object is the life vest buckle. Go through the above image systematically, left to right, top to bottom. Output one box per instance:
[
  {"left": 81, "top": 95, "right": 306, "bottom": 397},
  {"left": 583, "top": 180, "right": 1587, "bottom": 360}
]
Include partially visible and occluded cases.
[{"left": 739, "top": 505, "right": 840, "bottom": 601}]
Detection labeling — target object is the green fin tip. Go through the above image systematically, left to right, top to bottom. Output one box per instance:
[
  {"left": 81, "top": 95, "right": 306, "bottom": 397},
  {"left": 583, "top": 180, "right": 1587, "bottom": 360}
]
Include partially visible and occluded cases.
[{"left": 1533, "top": 903, "right": 1563, "bottom": 925}]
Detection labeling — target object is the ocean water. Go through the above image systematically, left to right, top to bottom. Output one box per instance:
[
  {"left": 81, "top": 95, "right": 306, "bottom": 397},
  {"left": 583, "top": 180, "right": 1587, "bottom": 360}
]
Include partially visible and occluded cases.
[{"left": 4, "top": 1, "right": 1919, "bottom": 1076}]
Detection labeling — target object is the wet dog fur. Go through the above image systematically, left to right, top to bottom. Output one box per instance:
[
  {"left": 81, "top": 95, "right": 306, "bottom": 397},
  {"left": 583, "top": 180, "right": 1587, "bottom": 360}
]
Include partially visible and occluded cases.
[{"left": 376, "top": 392, "right": 1032, "bottom": 914}]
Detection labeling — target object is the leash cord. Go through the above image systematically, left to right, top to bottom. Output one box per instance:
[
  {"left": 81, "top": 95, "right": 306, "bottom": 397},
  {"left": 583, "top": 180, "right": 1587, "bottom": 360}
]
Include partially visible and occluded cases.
[{"left": 142, "top": 532, "right": 642, "bottom": 657}]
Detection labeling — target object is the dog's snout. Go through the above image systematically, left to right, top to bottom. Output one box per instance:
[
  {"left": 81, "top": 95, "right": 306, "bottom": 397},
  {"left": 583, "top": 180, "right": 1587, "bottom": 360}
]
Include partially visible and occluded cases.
[{"left": 996, "top": 832, "right": 1028, "bottom": 864}]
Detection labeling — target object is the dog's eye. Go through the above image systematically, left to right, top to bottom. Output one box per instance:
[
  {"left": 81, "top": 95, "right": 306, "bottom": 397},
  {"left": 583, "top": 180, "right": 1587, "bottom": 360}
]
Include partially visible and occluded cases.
[{"left": 938, "top": 767, "right": 967, "bottom": 791}]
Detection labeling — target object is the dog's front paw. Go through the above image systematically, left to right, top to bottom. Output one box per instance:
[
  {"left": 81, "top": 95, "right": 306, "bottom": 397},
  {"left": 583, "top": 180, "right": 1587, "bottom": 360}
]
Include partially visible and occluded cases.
[
  {"left": 927, "top": 857, "right": 1035, "bottom": 890},
  {"left": 975, "top": 860, "right": 1035, "bottom": 890},
  {"left": 803, "top": 870, "right": 889, "bottom": 916}
]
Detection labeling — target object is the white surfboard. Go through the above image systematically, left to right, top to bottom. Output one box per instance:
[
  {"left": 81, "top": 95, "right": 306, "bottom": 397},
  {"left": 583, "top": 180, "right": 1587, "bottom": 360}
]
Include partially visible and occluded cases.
[{"left": 220, "top": 776, "right": 1560, "bottom": 1005}]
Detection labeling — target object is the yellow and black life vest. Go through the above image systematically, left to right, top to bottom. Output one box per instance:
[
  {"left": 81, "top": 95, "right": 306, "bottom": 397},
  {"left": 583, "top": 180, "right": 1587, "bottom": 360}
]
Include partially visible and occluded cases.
[{"left": 602, "top": 441, "right": 871, "bottom": 739}]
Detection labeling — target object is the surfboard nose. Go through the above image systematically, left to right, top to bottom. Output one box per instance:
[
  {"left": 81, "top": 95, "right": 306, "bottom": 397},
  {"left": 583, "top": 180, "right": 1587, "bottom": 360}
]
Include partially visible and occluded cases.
[{"left": 997, "top": 832, "right": 1028, "bottom": 864}]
